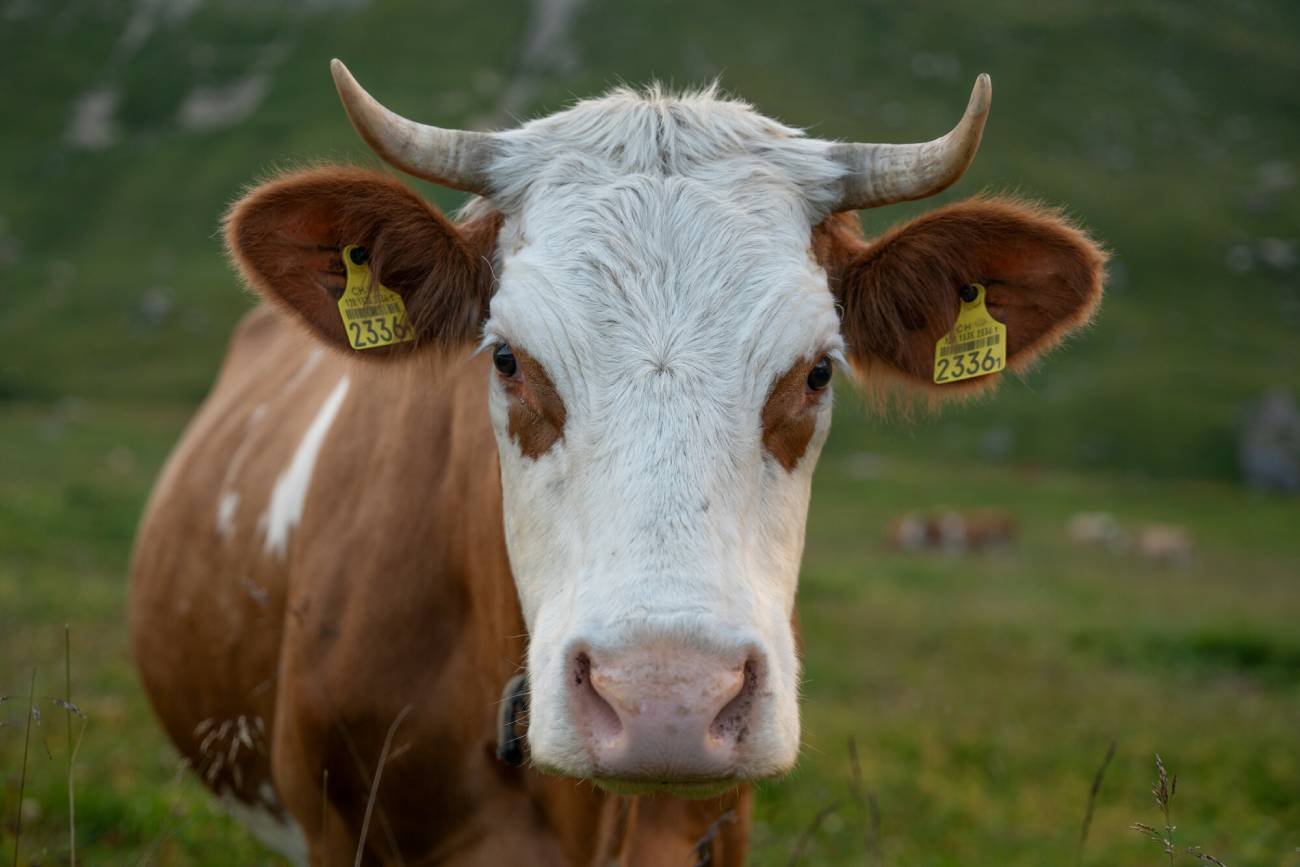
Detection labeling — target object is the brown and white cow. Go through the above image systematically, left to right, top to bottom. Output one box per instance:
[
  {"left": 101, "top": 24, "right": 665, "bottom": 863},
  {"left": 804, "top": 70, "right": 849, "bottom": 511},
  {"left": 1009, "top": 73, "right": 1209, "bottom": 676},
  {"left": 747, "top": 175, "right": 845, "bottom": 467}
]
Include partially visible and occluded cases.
[{"left": 129, "top": 60, "right": 1104, "bottom": 865}]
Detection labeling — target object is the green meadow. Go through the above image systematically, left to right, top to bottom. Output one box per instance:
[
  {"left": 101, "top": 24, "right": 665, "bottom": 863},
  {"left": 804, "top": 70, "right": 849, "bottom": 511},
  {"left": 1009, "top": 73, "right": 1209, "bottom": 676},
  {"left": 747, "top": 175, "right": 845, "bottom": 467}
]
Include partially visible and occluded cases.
[{"left": 2, "top": 0, "right": 1297, "bottom": 864}]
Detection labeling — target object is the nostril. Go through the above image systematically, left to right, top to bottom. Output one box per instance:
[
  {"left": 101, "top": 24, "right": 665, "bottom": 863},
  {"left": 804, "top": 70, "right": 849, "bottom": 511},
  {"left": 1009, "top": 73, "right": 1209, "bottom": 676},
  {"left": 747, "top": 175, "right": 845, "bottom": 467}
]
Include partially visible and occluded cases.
[
  {"left": 572, "top": 652, "right": 622, "bottom": 741},
  {"left": 709, "top": 656, "right": 760, "bottom": 745}
]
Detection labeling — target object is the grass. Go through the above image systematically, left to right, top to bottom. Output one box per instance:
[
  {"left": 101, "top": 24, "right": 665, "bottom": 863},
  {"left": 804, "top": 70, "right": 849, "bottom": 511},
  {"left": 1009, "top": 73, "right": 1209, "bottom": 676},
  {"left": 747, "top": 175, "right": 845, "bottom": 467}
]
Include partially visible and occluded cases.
[
  {"left": 3, "top": 0, "right": 1299, "bottom": 863},
  {"left": 4, "top": 419, "right": 1298, "bottom": 864},
  {"left": 742, "top": 445, "right": 1300, "bottom": 866},
  {"left": 1130, "top": 755, "right": 1230, "bottom": 866}
]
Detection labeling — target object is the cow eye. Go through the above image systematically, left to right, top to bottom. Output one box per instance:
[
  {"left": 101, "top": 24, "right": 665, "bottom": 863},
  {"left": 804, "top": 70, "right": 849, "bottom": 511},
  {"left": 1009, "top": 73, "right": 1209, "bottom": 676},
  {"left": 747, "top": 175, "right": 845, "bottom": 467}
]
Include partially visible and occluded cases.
[
  {"left": 493, "top": 343, "right": 518, "bottom": 378},
  {"left": 806, "top": 356, "right": 832, "bottom": 391}
]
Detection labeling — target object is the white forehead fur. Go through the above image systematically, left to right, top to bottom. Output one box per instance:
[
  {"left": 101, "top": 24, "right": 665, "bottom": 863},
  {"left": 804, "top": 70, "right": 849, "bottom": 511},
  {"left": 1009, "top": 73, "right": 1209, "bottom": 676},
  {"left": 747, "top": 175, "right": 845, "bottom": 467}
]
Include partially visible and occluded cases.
[
  {"left": 477, "top": 84, "right": 848, "bottom": 395},
  {"left": 485, "top": 84, "right": 844, "bottom": 214}
]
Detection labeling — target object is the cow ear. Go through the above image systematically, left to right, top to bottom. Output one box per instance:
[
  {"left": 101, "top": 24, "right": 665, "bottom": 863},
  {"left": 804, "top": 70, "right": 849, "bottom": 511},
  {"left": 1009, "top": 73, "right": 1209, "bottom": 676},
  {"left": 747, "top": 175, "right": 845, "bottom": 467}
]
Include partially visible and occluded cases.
[
  {"left": 224, "top": 165, "right": 501, "bottom": 356},
  {"left": 822, "top": 196, "right": 1106, "bottom": 396}
]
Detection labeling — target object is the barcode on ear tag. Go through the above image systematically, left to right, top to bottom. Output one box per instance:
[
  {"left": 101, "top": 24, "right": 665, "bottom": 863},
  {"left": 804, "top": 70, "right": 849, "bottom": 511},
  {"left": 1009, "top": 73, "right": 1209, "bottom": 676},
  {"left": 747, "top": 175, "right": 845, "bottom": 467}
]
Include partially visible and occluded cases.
[
  {"left": 337, "top": 244, "right": 416, "bottom": 351},
  {"left": 933, "top": 283, "right": 1006, "bottom": 384}
]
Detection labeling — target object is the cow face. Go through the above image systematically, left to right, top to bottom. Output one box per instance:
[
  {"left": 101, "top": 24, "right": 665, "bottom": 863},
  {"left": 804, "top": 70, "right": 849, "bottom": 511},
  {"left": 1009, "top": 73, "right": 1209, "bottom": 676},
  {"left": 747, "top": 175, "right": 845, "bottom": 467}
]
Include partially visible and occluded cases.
[
  {"left": 226, "top": 63, "right": 1105, "bottom": 794},
  {"left": 481, "top": 127, "right": 842, "bottom": 789}
]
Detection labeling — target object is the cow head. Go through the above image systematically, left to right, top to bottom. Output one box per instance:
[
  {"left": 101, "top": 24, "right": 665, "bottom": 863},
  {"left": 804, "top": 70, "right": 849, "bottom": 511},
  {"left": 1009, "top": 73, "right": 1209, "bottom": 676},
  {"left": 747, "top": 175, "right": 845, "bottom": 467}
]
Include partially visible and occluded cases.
[{"left": 226, "top": 61, "right": 1104, "bottom": 796}]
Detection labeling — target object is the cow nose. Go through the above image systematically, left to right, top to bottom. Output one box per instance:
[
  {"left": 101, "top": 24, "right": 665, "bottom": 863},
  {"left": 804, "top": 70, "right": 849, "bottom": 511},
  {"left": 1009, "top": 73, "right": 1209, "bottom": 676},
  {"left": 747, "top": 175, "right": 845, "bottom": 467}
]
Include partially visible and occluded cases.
[{"left": 570, "top": 645, "right": 760, "bottom": 780}]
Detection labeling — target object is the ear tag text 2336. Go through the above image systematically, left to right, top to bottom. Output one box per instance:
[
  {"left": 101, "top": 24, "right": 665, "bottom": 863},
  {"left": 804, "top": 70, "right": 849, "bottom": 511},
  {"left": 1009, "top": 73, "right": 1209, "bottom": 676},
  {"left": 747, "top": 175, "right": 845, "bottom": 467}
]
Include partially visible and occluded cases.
[
  {"left": 338, "top": 245, "right": 415, "bottom": 351},
  {"left": 933, "top": 282, "right": 1006, "bottom": 384}
]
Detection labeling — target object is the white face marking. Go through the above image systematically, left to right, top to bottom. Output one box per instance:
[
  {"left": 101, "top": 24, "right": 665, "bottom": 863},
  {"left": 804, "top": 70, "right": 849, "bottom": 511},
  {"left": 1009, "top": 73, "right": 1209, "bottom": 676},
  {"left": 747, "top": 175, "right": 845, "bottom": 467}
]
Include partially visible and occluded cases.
[
  {"left": 478, "top": 87, "right": 846, "bottom": 780},
  {"left": 259, "top": 376, "right": 350, "bottom": 558}
]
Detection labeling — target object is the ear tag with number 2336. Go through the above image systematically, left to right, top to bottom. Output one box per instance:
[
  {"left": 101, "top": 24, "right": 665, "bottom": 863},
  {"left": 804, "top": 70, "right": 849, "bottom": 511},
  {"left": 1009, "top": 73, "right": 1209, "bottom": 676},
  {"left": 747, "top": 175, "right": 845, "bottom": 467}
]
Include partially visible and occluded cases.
[
  {"left": 337, "top": 244, "right": 415, "bottom": 351},
  {"left": 933, "top": 282, "right": 1006, "bottom": 384}
]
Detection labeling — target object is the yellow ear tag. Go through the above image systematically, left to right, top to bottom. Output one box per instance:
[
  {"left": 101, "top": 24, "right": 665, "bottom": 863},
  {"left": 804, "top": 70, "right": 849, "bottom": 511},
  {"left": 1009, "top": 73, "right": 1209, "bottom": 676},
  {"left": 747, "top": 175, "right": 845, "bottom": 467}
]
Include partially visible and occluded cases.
[
  {"left": 337, "top": 245, "right": 415, "bottom": 351},
  {"left": 933, "top": 283, "right": 1006, "bottom": 384}
]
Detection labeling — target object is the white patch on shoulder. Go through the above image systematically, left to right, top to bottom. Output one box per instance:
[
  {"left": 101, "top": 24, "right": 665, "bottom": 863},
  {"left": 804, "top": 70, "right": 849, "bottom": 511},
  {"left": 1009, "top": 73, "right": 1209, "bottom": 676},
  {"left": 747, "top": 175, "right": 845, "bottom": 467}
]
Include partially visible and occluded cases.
[
  {"left": 215, "top": 348, "right": 323, "bottom": 546},
  {"left": 280, "top": 348, "right": 324, "bottom": 397},
  {"left": 259, "top": 376, "right": 350, "bottom": 559},
  {"left": 215, "top": 491, "right": 239, "bottom": 540},
  {"left": 219, "top": 786, "right": 309, "bottom": 867}
]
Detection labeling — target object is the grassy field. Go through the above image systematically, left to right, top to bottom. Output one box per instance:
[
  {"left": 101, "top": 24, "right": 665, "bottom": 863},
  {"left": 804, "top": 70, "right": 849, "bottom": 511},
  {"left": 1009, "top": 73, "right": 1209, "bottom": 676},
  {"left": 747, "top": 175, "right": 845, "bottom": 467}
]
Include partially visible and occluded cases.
[{"left": 2, "top": 0, "right": 1298, "bottom": 864}]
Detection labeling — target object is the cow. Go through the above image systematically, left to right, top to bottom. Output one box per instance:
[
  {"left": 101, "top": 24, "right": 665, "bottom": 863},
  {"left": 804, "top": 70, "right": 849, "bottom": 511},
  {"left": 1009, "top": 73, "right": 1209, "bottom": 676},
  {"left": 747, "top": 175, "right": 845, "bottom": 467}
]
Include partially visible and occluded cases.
[
  {"left": 129, "top": 59, "right": 1105, "bottom": 865},
  {"left": 887, "top": 509, "right": 1017, "bottom": 554}
]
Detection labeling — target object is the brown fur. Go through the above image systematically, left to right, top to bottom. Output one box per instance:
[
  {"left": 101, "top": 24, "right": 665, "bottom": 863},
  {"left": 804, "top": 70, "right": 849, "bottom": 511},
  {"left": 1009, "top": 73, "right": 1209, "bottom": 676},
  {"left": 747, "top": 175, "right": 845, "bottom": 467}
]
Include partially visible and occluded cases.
[
  {"left": 224, "top": 165, "right": 501, "bottom": 356},
  {"left": 813, "top": 196, "right": 1107, "bottom": 402},
  {"left": 130, "top": 308, "right": 749, "bottom": 865},
  {"left": 505, "top": 346, "right": 568, "bottom": 459},
  {"left": 760, "top": 357, "right": 828, "bottom": 471}
]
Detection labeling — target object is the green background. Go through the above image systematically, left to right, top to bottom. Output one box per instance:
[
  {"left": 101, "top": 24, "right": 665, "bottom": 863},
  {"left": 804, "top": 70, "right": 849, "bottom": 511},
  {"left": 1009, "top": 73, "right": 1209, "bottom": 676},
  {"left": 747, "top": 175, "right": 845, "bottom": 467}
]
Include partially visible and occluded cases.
[{"left": 2, "top": 0, "right": 1297, "bottom": 864}]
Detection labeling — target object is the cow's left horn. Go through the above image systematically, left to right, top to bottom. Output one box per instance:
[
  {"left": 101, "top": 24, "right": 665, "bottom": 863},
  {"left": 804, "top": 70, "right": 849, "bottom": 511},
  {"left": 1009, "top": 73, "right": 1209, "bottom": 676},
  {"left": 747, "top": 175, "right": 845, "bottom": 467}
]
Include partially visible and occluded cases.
[
  {"left": 330, "top": 59, "right": 496, "bottom": 195},
  {"left": 828, "top": 73, "right": 991, "bottom": 211}
]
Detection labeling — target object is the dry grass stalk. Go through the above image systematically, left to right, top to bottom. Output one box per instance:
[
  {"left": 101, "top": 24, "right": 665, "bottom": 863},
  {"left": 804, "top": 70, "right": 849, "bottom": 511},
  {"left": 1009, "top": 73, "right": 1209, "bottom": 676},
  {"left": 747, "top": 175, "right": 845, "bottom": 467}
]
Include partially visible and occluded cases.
[
  {"left": 65, "top": 624, "right": 77, "bottom": 866},
  {"left": 12, "top": 669, "right": 37, "bottom": 867},
  {"left": 331, "top": 705, "right": 404, "bottom": 857},
  {"left": 354, "top": 705, "right": 412, "bottom": 867},
  {"left": 65, "top": 715, "right": 87, "bottom": 865},
  {"left": 846, "top": 736, "right": 883, "bottom": 867},
  {"left": 1076, "top": 739, "right": 1116, "bottom": 867},
  {"left": 1130, "top": 753, "right": 1229, "bottom": 866},
  {"left": 1153, "top": 753, "right": 1177, "bottom": 863},
  {"left": 133, "top": 758, "right": 198, "bottom": 867},
  {"left": 787, "top": 800, "right": 841, "bottom": 867},
  {"left": 691, "top": 809, "right": 736, "bottom": 867},
  {"left": 1185, "top": 847, "right": 1228, "bottom": 866}
]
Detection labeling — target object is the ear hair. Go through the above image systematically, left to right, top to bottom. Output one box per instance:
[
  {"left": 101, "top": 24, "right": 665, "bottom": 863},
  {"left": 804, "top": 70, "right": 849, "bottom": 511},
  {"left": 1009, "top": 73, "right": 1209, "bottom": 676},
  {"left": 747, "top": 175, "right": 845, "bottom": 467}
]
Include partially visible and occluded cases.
[
  {"left": 224, "top": 164, "right": 502, "bottom": 356},
  {"left": 814, "top": 195, "right": 1107, "bottom": 410}
]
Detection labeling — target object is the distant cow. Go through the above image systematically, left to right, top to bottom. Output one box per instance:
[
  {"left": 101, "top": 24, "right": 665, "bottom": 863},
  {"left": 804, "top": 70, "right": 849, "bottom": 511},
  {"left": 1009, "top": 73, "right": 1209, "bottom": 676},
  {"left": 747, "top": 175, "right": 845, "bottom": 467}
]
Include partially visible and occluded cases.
[
  {"left": 130, "top": 60, "right": 1104, "bottom": 865},
  {"left": 887, "top": 509, "right": 1017, "bottom": 553},
  {"left": 1066, "top": 511, "right": 1130, "bottom": 554},
  {"left": 1066, "top": 513, "right": 1195, "bottom": 566},
  {"left": 1135, "top": 524, "right": 1195, "bottom": 566}
]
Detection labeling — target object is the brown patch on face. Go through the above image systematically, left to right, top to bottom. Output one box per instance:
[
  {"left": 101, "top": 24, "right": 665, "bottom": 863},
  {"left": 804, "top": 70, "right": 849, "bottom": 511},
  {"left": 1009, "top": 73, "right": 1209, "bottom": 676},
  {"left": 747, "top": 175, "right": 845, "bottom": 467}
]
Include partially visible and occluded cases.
[
  {"left": 504, "top": 347, "right": 567, "bottom": 459},
  {"left": 761, "top": 358, "right": 827, "bottom": 472}
]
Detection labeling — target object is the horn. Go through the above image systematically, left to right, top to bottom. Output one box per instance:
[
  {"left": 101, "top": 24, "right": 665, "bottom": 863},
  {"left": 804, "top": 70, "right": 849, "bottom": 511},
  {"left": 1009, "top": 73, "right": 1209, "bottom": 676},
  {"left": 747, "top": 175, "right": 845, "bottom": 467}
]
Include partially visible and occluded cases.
[
  {"left": 330, "top": 59, "right": 496, "bottom": 195},
  {"left": 828, "top": 74, "right": 991, "bottom": 211}
]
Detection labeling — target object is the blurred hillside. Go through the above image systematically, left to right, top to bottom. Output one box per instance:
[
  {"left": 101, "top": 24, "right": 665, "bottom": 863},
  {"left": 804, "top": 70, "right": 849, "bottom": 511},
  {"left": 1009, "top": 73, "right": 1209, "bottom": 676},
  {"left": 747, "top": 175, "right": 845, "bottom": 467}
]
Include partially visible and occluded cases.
[{"left": 2, "top": 0, "right": 1298, "bottom": 482}]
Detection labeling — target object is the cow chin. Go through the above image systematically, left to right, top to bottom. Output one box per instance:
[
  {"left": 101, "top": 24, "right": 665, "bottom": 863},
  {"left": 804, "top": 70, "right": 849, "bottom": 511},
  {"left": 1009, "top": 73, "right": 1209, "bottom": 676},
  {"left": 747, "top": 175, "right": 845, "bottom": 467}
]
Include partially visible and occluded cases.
[
  {"left": 527, "top": 721, "right": 800, "bottom": 791},
  {"left": 528, "top": 739, "right": 799, "bottom": 800},
  {"left": 589, "top": 778, "right": 744, "bottom": 801}
]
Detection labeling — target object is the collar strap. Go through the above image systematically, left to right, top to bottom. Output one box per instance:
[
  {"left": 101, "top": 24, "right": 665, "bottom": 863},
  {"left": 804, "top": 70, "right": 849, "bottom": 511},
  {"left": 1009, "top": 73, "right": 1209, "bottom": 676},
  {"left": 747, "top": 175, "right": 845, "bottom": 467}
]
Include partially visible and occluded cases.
[{"left": 495, "top": 673, "right": 529, "bottom": 767}]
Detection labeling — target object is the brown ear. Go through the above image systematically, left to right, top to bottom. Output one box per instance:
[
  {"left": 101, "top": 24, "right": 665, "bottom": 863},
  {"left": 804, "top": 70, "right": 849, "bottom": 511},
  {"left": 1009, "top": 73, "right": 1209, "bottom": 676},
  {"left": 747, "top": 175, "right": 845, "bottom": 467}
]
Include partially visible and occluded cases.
[
  {"left": 224, "top": 165, "right": 501, "bottom": 355},
  {"left": 817, "top": 196, "right": 1106, "bottom": 394}
]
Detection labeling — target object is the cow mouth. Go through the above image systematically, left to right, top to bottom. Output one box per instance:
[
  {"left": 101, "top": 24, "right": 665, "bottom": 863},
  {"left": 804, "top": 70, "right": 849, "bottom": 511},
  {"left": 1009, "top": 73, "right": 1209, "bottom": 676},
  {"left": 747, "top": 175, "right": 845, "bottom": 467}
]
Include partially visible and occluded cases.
[{"left": 590, "top": 777, "right": 741, "bottom": 800}]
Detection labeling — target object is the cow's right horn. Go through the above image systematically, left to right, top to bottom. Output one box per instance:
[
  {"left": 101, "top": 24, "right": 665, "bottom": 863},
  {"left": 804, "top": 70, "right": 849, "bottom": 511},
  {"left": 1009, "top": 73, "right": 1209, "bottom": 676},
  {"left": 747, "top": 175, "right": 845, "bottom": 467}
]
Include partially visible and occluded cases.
[
  {"left": 330, "top": 59, "right": 497, "bottom": 195},
  {"left": 828, "top": 74, "right": 991, "bottom": 211}
]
